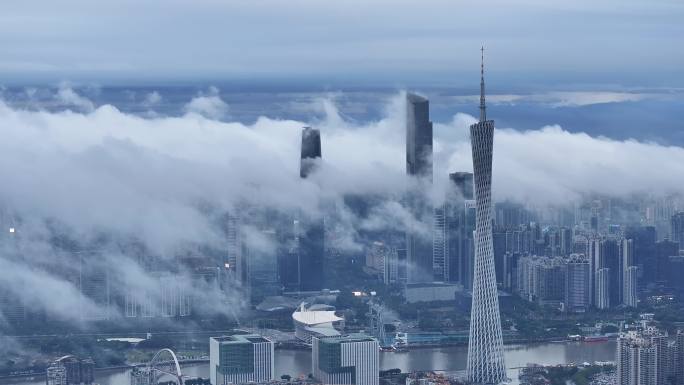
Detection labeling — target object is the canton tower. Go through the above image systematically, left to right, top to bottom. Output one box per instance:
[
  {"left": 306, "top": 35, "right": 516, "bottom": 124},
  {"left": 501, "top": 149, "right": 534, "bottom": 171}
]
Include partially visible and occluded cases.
[{"left": 465, "top": 48, "right": 507, "bottom": 385}]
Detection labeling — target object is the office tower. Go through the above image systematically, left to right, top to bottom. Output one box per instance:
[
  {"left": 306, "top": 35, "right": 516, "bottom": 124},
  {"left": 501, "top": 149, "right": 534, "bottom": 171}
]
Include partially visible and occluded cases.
[
  {"left": 465, "top": 49, "right": 507, "bottom": 385},
  {"left": 406, "top": 93, "right": 434, "bottom": 283},
  {"left": 406, "top": 93, "right": 433, "bottom": 180},
  {"left": 300, "top": 126, "right": 322, "bottom": 178},
  {"left": 299, "top": 127, "right": 325, "bottom": 291},
  {"left": 446, "top": 172, "right": 475, "bottom": 287},
  {"left": 494, "top": 202, "right": 529, "bottom": 229},
  {"left": 433, "top": 205, "right": 448, "bottom": 281},
  {"left": 224, "top": 212, "right": 241, "bottom": 273},
  {"left": 673, "top": 212, "right": 684, "bottom": 250},
  {"left": 625, "top": 226, "right": 657, "bottom": 282},
  {"left": 560, "top": 227, "right": 573, "bottom": 256},
  {"left": 244, "top": 229, "right": 280, "bottom": 302},
  {"left": 492, "top": 230, "right": 506, "bottom": 286},
  {"left": 588, "top": 238, "right": 620, "bottom": 307},
  {"left": 622, "top": 239, "right": 638, "bottom": 307},
  {"left": 656, "top": 240, "right": 679, "bottom": 283},
  {"left": 565, "top": 254, "right": 591, "bottom": 313},
  {"left": 668, "top": 256, "right": 684, "bottom": 295},
  {"left": 617, "top": 327, "right": 668, "bottom": 385},
  {"left": 312, "top": 334, "right": 379, "bottom": 385},
  {"left": 209, "top": 335, "right": 274, "bottom": 385},
  {"left": 46, "top": 356, "right": 94, "bottom": 385}
]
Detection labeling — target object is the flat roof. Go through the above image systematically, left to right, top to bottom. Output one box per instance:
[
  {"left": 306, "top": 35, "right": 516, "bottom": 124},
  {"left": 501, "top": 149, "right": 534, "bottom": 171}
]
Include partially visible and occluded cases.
[
  {"left": 318, "top": 333, "right": 376, "bottom": 344},
  {"left": 212, "top": 334, "right": 271, "bottom": 344}
]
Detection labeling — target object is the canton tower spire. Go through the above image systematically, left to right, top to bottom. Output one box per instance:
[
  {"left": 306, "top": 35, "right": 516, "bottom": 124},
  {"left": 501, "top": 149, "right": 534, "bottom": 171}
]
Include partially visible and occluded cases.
[
  {"left": 479, "top": 46, "right": 486, "bottom": 122},
  {"left": 466, "top": 47, "right": 507, "bottom": 385}
]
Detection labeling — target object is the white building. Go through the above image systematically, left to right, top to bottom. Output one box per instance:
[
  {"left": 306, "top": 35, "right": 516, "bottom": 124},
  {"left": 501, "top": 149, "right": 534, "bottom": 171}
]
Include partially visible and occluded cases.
[
  {"left": 623, "top": 266, "right": 639, "bottom": 308},
  {"left": 595, "top": 268, "right": 611, "bottom": 310},
  {"left": 292, "top": 302, "right": 343, "bottom": 344},
  {"left": 209, "top": 334, "right": 274, "bottom": 385},
  {"left": 312, "top": 334, "right": 379, "bottom": 385}
]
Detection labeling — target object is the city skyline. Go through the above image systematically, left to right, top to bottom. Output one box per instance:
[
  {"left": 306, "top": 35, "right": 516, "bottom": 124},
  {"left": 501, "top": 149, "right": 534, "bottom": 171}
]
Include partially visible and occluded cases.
[{"left": 1, "top": 2, "right": 684, "bottom": 385}]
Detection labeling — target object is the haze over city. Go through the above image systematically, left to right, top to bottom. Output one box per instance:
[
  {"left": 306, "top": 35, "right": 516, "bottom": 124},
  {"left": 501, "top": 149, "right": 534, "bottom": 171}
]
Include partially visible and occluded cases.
[{"left": 0, "top": 2, "right": 683, "bottom": 385}]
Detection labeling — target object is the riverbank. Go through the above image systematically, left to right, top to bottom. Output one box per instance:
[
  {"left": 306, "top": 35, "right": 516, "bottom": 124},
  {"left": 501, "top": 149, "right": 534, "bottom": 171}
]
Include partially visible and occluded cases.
[{"left": 0, "top": 340, "right": 618, "bottom": 385}]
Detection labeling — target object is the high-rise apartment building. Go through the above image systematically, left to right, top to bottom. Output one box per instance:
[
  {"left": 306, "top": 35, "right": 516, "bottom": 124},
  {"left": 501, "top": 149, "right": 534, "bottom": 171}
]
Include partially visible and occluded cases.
[
  {"left": 622, "top": 239, "right": 638, "bottom": 307},
  {"left": 565, "top": 254, "right": 591, "bottom": 313},
  {"left": 617, "top": 327, "right": 668, "bottom": 385},
  {"left": 209, "top": 334, "right": 274, "bottom": 385},
  {"left": 312, "top": 334, "right": 379, "bottom": 385}
]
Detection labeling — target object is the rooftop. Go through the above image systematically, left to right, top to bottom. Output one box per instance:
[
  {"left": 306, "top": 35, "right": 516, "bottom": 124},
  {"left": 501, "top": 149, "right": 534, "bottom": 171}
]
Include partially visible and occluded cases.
[
  {"left": 318, "top": 333, "right": 377, "bottom": 344},
  {"left": 212, "top": 334, "right": 271, "bottom": 344}
]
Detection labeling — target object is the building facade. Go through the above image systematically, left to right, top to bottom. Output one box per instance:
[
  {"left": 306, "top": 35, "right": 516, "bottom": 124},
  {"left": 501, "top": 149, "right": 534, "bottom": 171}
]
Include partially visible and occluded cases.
[
  {"left": 405, "top": 93, "right": 434, "bottom": 284},
  {"left": 617, "top": 327, "right": 668, "bottom": 385},
  {"left": 312, "top": 334, "right": 379, "bottom": 385},
  {"left": 209, "top": 335, "right": 274, "bottom": 385}
]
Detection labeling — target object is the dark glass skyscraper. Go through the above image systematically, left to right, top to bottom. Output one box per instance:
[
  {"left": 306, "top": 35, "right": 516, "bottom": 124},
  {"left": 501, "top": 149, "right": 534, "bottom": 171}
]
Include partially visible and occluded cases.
[
  {"left": 405, "top": 93, "right": 434, "bottom": 283},
  {"left": 406, "top": 94, "right": 433, "bottom": 180},
  {"left": 299, "top": 126, "right": 325, "bottom": 291},
  {"left": 300, "top": 126, "right": 322, "bottom": 178},
  {"left": 446, "top": 172, "right": 475, "bottom": 287}
]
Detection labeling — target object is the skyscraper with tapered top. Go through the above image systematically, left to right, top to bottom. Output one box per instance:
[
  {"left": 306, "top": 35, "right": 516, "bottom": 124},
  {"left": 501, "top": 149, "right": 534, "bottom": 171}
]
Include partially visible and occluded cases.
[{"left": 465, "top": 47, "right": 507, "bottom": 385}]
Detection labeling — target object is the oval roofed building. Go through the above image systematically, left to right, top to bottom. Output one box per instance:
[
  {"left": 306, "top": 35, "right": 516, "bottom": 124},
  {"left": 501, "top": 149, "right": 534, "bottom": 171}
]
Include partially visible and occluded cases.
[{"left": 292, "top": 302, "right": 344, "bottom": 344}]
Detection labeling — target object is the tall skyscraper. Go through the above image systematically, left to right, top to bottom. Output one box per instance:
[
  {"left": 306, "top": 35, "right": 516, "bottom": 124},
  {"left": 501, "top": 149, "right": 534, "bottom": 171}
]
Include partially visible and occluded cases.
[
  {"left": 465, "top": 48, "right": 507, "bottom": 385},
  {"left": 405, "top": 93, "right": 434, "bottom": 283},
  {"left": 406, "top": 93, "right": 433, "bottom": 180},
  {"left": 300, "top": 126, "right": 322, "bottom": 178},
  {"left": 299, "top": 127, "right": 325, "bottom": 291},
  {"left": 446, "top": 172, "right": 475, "bottom": 286},
  {"left": 672, "top": 212, "right": 684, "bottom": 251},
  {"left": 622, "top": 239, "right": 638, "bottom": 307},
  {"left": 209, "top": 334, "right": 274, "bottom": 385},
  {"left": 312, "top": 334, "right": 379, "bottom": 385}
]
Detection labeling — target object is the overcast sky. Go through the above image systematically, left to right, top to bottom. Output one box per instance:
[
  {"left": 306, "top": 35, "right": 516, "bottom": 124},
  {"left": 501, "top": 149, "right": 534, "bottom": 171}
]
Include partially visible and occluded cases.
[{"left": 0, "top": 0, "right": 682, "bottom": 84}]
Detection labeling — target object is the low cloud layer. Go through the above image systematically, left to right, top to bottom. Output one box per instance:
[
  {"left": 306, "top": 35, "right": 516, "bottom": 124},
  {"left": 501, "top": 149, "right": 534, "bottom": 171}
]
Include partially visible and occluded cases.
[{"left": 0, "top": 87, "right": 682, "bottom": 326}]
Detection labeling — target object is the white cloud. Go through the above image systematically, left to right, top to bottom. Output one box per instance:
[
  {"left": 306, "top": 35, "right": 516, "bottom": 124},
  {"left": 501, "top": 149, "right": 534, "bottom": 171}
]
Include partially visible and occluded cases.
[
  {"left": 55, "top": 84, "right": 95, "bottom": 112},
  {"left": 183, "top": 88, "right": 229, "bottom": 119},
  {"left": 144, "top": 90, "right": 162, "bottom": 106},
  {"left": 449, "top": 91, "right": 657, "bottom": 107},
  {"left": 1, "top": 92, "right": 683, "bottom": 324}
]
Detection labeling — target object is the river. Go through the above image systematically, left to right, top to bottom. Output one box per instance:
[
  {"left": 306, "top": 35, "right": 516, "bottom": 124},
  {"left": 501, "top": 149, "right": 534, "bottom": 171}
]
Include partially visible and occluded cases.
[{"left": 3, "top": 340, "right": 616, "bottom": 385}]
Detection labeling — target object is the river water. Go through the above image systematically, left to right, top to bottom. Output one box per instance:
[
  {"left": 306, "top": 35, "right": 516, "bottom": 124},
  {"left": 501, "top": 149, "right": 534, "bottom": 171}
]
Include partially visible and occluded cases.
[{"left": 4, "top": 341, "right": 616, "bottom": 385}]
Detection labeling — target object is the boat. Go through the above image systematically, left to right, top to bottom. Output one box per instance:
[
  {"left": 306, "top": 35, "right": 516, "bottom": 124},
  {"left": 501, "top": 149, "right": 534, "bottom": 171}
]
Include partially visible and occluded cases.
[{"left": 583, "top": 335, "right": 609, "bottom": 342}]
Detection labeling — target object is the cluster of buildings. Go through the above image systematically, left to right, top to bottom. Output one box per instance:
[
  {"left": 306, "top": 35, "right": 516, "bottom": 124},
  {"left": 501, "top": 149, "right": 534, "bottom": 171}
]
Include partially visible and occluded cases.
[
  {"left": 507, "top": 214, "right": 684, "bottom": 312},
  {"left": 616, "top": 319, "right": 684, "bottom": 385},
  {"left": 210, "top": 333, "right": 379, "bottom": 385},
  {"left": 46, "top": 355, "right": 95, "bottom": 385}
]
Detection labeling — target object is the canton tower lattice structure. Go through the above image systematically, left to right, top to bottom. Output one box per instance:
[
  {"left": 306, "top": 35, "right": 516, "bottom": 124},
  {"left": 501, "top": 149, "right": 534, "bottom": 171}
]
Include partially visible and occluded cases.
[{"left": 465, "top": 47, "right": 507, "bottom": 385}]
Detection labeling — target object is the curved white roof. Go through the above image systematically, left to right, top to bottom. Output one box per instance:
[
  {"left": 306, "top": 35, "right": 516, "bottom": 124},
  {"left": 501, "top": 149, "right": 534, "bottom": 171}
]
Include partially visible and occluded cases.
[{"left": 292, "top": 309, "right": 343, "bottom": 326}]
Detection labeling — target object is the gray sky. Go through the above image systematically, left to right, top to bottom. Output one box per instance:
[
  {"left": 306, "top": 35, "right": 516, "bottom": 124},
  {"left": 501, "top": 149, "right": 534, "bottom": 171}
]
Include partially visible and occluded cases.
[{"left": 0, "top": 0, "right": 682, "bottom": 83}]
